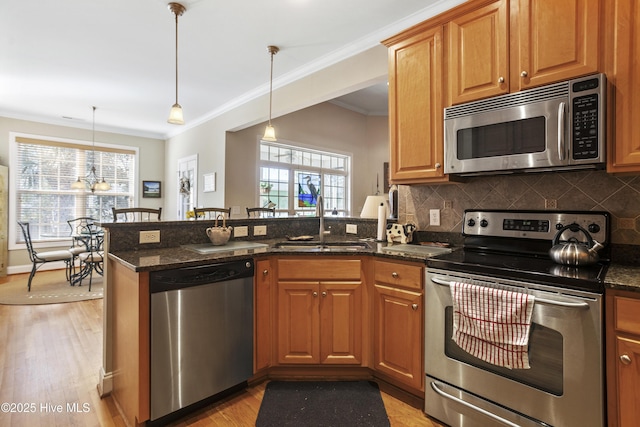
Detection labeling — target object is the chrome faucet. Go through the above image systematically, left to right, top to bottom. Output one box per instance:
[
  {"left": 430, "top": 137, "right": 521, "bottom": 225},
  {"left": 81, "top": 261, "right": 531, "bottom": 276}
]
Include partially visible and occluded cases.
[{"left": 316, "top": 194, "right": 325, "bottom": 244}]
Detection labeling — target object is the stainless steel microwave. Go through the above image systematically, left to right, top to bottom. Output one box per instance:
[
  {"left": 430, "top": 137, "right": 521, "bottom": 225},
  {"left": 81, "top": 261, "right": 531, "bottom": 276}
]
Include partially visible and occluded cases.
[{"left": 444, "top": 73, "right": 606, "bottom": 176}]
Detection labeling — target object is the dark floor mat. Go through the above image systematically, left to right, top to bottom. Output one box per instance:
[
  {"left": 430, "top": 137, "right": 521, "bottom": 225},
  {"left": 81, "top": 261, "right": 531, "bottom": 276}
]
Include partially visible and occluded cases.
[{"left": 255, "top": 380, "right": 391, "bottom": 427}]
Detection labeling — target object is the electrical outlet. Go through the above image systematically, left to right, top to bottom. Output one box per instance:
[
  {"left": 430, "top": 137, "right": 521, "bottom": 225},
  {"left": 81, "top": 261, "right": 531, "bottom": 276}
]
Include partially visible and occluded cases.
[
  {"left": 545, "top": 199, "right": 558, "bottom": 209},
  {"left": 444, "top": 200, "right": 453, "bottom": 209},
  {"left": 429, "top": 209, "right": 441, "bottom": 226},
  {"left": 346, "top": 224, "right": 358, "bottom": 234},
  {"left": 254, "top": 225, "right": 267, "bottom": 236},
  {"left": 234, "top": 226, "right": 248, "bottom": 237},
  {"left": 139, "top": 230, "right": 160, "bottom": 244}
]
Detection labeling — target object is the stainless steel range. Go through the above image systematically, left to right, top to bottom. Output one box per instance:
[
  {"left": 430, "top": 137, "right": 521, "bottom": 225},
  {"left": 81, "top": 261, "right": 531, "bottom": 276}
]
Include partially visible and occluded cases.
[{"left": 425, "top": 209, "right": 610, "bottom": 427}]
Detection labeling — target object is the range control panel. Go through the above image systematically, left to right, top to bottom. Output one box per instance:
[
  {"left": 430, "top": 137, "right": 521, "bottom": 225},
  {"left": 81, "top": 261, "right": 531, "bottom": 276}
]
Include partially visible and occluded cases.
[{"left": 462, "top": 210, "right": 609, "bottom": 244}]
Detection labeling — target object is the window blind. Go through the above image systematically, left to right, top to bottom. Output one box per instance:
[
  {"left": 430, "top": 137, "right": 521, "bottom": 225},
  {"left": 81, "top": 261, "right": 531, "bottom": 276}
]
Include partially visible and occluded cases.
[{"left": 14, "top": 136, "right": 136, "bottom": 243}]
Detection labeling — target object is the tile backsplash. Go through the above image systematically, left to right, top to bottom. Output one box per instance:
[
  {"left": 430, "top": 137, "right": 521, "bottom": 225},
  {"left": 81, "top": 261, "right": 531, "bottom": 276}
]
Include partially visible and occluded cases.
[{"left": 399, "top": 170, "right": 640, "bottom": 245}]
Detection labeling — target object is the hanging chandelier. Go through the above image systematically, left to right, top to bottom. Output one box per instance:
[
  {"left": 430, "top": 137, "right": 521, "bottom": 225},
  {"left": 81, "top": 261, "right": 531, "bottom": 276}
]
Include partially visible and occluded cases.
[
  {"left": 167, "top": 2, "right": 186, "bottom": 125},
  {"left": 262, "top": 45, "right": 279, "bottom": 141},
  {"left": 71, "top": 106, "right": 111, "bottom": 193}
]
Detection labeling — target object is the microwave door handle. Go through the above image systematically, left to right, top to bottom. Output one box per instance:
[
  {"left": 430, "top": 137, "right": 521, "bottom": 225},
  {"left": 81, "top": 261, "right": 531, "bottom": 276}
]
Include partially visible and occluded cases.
[{"left": 558, "top": 102, "right": 566, "bottom": 161}]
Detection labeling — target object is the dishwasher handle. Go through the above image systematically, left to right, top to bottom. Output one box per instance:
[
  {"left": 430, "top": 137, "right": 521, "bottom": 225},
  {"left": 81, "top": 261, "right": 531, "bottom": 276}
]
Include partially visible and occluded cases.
[{"left": 150, "top": 259, "right": 254, "bottom": 292}]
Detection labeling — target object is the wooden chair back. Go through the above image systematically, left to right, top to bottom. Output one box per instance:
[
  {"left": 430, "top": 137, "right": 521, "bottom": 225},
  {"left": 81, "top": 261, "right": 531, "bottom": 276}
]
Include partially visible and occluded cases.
[
  {"left": 112, "top": 207, "right": 162, "bottom": 222},
  {"left": 194, "top": 207, "right": 231, "bottom": 220},
  {"left": 246, "top": 207, "right": 276, "bottom": 218}
]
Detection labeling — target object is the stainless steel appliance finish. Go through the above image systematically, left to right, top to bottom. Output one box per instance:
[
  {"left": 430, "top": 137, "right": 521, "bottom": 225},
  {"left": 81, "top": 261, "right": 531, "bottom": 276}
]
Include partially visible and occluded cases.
[
  {"left": 444, "top": 73, "right": 606, "bottom": 176},
  {"left": 425, "top": 210, "right": 609, "bottom": 427},
  {"left": 149, "top": 259, "right": 254, "bottom": 424}
]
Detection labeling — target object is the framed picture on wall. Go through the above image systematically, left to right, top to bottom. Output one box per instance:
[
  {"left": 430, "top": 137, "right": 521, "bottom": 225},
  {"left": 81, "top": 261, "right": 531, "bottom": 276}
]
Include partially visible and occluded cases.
[{"left": 142, "top": 180, "right": 161, "bottom": 198}]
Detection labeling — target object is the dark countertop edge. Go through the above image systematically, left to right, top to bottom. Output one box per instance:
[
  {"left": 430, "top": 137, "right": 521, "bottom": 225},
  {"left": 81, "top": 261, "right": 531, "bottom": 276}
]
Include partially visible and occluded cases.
[{"left": 107, "top": 240, "right": 640, "bottom": 293}]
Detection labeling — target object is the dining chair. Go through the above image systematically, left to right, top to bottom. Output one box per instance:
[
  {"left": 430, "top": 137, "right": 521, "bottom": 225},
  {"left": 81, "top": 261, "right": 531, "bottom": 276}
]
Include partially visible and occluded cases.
[
  {"left": 112, "top": 207, "right": 162, "bottom": 222},
  {"left": 194, "top": 207, "right": 231, "bottom": 220},
  {"left": 246, "top": 207, "right": 276, "bottom": 218},
  {"left": 66, "top": 217, "right": 97, "bottom": 273},
  {"left": 17, "top": 221, "right": 73, "bottom": 292},
  {"left": 74, "top": 248, "right": 103, "bottom": 291}
]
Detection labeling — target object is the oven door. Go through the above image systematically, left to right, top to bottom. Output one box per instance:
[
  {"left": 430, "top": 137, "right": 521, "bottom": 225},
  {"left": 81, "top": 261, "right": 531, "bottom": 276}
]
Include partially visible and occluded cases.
[{"left": 425, "top": 269, "right": 604, "bottom": 427}]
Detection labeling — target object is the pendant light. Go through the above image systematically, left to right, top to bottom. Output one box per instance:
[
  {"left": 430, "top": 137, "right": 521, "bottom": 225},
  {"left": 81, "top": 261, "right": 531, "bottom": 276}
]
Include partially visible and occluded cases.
[
  {"left": 167, "top": 2, "right": 186, "bottom": 125},
  {"left": 262, "top": 45, "right": 279, "bottom": 141},
  {"left": 71, "top": 106, "right": 111, "bottom": 193}
]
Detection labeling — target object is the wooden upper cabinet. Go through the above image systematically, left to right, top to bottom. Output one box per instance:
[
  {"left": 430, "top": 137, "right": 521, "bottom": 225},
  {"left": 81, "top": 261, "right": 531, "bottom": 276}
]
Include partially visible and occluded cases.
[
  {"left": 447, "top": 0, "right": 602, "bottom": 105},
  {"left": 448, "top": 0, "right": 510, "bottom": 105},
  {"left": 513, "top": 0, "right": 601, "bottom": 90},
  {"left": 605, "top": 0, "right": 640, "bottom": 173},
  {"left": 387, "top": 25, "right": 447, "bottom": 184}
]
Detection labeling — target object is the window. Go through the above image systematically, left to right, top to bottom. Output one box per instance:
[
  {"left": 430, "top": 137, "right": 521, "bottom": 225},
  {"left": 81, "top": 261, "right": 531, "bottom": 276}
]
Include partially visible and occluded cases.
[
  {"left": 10, "top": 134, "right": 137, "bottom": 247},
  {"left": 259, "top": 141, "right": 350, "bottom": 216}
]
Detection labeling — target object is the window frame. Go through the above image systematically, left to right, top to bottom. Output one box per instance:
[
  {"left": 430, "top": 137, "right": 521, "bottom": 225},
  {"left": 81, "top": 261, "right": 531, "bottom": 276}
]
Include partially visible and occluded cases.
[
  {"left": 8, "top": 132, "right": 139, "bottom": 250},
  {"left": 258, "top": 140, "right": 352, "bottom": 216}
]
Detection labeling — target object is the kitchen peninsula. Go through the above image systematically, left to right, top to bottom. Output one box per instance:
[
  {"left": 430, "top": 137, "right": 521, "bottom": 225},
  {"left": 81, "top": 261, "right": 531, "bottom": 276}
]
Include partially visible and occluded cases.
[{"left": 101, "top": 217, "right": 640, "bottom": 427}]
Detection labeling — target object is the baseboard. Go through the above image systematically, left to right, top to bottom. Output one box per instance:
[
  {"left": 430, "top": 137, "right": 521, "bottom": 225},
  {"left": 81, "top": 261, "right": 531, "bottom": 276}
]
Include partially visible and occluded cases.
[
  {"left": 7, "top": 261, "right": 68, "bottom": 276},
  {"left": 98, "top": 367, "right": 113, "bottom": 397}
]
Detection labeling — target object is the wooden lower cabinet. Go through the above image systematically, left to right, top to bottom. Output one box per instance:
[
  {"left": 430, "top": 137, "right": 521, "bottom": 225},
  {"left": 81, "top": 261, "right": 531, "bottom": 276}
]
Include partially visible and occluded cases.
[
  {"left": 275, "top": 257, "right": 364, "bottom": 365},
  {"left": 373, "top": 260, "right": 424, "bottom": 392},
  {"left": 607, "top": 290, "right": 640, "bottom": 427}
]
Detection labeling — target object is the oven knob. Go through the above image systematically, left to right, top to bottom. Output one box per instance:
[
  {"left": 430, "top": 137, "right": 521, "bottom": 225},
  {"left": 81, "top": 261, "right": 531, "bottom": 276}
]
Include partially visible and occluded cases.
[
  {"left": 467, "top": 219, "right": 476, "bottom": 227},
  {"left": 480, "top": 219, "right": 488, "bottom": 228},
  {"left": 555, "top": 223, "right": 564, "bottom": 230},
  {"left": 588, "top": 223, "right": 600, "bottom": 233}
]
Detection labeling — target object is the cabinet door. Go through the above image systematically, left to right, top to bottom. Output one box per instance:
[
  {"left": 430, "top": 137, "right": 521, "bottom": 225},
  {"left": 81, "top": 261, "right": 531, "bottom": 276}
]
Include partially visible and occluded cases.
[
  {"left": 448, "top": 0, "right": 509, "bottom": 105},
  {"left": 514, "top": 0, "right": 601, "bottom": 90},
  {"left": 606, "top": 0, "right": 640, "bottom": 172},
  {"left": 388, "top": 25, "right": 446, "bottom": 183},
  {"left": 254, "top": 259, "right": 272, "bottom": 372},
  {"left": 277, "top": 282, "right": 320, "bottom": 364},
  {"left": 320, "top": 282, "right": 362, "bottom": 365},
  {"left": 373, "top": 284, "right": 423, "bottom": 390},
  {"left": 616, "top": 336, "right": 640, "bottom": 427}
]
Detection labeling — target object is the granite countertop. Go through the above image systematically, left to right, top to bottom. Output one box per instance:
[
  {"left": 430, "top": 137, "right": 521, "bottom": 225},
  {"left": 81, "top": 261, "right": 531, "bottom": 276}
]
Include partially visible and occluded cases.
[
  {"left": 108, "top": 238, "right": 640, "bottom": 293},
  {"left": 108, "top": 238, "right": 443, "bottom": 272},
  {"left": 603, "top": 264, "right": 640, "bottom": 292}
]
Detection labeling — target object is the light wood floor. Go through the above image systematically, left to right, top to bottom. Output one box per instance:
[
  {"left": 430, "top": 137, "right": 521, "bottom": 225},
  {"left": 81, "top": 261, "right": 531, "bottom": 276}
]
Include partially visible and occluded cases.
[{"left": 0, "top": 270, "right": 446, "bottom": 427}]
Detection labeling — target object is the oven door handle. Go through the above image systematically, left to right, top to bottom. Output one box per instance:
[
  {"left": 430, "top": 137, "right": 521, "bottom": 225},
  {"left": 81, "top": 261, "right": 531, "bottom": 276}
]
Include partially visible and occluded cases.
[
  {"left": 430, "top": 276, "right": 590, "bottom": 309},
  {"left": 430, "top": 381, "right": 522, "bottom": 427}
]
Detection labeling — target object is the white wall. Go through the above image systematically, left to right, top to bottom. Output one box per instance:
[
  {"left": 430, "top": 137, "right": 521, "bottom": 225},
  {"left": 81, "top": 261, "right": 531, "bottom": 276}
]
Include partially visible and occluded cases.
[
  {"left": 163, "top": 45, "right": 389, "bottom": 220},
  {"left": 225, "top": 103, "right": 388, "bottom": 217}
]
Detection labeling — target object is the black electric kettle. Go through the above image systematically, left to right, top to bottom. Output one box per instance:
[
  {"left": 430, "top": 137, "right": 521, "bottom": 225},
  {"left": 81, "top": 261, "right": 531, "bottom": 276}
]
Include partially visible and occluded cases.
[{"left": 549, "top": 223, "right": 603, "bottom": 266}]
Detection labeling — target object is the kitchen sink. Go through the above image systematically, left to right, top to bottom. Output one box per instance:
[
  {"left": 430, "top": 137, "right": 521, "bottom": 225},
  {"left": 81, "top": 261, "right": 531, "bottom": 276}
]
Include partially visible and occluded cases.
[{"left": 273, "top": 240, "right": 371, "bottom": 252}]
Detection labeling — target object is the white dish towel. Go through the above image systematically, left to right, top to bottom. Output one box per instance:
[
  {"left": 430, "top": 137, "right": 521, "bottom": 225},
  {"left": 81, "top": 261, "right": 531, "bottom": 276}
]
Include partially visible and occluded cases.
[{"left": 450, "top": 281, "right": 535, "bottom": 369}]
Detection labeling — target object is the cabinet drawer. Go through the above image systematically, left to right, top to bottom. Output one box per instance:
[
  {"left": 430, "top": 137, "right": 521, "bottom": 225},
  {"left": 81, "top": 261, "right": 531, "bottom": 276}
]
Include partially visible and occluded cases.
[
  {"left": 277, "top": 258, "right": 362, "bottom": 281},
  {"left": 374, "top": 260, "right": 423, "bottom": 290},
  {"left": 615, "top": 296, "right": 640, "bottom": 335}
]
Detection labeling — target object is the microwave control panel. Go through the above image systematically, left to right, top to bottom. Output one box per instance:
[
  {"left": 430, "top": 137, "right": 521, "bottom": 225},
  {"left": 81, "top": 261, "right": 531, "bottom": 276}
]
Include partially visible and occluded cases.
[{"left": 571, "top": 76, "right": 603, "bottom": 160}]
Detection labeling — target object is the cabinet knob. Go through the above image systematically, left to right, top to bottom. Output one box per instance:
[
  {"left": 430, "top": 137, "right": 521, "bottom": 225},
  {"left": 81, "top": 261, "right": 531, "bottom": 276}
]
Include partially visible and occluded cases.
[
  {"left": 521, "top": 71, "right": 528, "bottom": 77},
  {"left": 498, "top": 76, "right": 505, "bottom": 83},
  {"left": 435, "top": 163, "right": 441, "bottom": 169},
  {"left": 262, "top": 269, "right": 268, "bottom": 276},
  {"left": 392, "top": 272, "right": 399, "bottom": 278},
  {"left": 313, "top": 291, "right": 318, "bottom": 297},
  {"left": 322, "top": 291, "right": 327, "bottom": 297},
  {"left": 412, "top": 304, "right": 418, "bottom": 311},
  {"left": 620, "top": 354, "right": 632, "bottom": 365}
]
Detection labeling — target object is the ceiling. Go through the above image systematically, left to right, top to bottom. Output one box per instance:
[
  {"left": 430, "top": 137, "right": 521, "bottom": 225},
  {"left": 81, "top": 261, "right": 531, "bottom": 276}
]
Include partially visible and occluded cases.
[{"left": 1, "top": 0, "right": 462, "bottom": 139}]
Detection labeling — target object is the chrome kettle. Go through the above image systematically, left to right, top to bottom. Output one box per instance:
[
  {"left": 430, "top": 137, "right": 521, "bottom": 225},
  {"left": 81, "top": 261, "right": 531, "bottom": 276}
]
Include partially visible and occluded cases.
[{"left": 549, "top": 223, "right": 603, "bottom": 266}]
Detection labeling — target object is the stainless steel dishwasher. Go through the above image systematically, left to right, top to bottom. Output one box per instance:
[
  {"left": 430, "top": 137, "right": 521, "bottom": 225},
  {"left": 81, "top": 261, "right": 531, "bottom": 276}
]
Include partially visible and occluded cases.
[{"left": 148, "top": 258, "right": 254, "bottom": 425}]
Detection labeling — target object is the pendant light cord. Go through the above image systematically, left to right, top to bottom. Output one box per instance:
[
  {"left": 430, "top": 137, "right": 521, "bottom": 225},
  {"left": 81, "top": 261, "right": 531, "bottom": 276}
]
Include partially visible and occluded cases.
[{"left": 174, "top": 10, "right": 179, "bottom": 104}]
